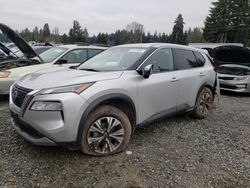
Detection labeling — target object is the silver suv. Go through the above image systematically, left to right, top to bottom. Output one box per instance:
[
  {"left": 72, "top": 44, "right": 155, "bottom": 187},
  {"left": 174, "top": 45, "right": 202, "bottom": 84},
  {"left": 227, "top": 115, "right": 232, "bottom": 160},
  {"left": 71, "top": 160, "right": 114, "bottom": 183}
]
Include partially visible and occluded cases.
[{"left": 9, "top": 43, "right": 218, "bottom": 156}]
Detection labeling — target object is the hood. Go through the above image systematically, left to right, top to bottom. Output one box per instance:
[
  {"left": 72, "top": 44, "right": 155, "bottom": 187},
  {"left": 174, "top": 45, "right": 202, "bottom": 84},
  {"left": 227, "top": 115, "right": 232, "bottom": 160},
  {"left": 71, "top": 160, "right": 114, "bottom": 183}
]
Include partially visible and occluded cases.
[
  {"left": 0, "top": 23, "right": 38, "bottom": 59},
  {"left": 213, "top": 45, "right": 250, "bottom": 66},
  {"left": 16, "top": 67, "right": 123, "bottom": 90}
]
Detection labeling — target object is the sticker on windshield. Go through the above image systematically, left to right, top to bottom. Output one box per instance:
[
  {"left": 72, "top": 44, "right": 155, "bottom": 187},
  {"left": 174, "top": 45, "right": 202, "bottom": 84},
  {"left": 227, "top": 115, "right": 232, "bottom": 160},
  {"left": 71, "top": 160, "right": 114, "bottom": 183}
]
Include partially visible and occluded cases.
[
  {"left": 54, "top": 49, "right": 64, "bottom": 53},
  {"left": 128, "top": 49, "right": 146, "bottom": 53}
]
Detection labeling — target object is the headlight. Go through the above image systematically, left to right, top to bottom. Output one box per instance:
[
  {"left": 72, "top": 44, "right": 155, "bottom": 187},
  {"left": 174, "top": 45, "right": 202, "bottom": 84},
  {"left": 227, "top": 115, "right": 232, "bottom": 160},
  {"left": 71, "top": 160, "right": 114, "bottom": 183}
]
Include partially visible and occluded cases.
[
  {"left": 0, "top": 71, "right": 11, "bottom": 78},
  {"left": 234, "top": 76, "right": 248, "bottom": 81},
  {"left": 38, "top": 83, "right": 94, "bottom": 95},
  {"left": 30, "top": 101, "right": 62, "bottom": 111}
]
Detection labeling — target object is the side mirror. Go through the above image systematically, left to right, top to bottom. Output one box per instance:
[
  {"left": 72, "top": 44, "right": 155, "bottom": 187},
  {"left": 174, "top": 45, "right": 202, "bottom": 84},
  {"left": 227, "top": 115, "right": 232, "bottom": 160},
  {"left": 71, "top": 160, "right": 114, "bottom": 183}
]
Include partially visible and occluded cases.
[
  {"left": 55, "top": 59, "right": 67, "bottom": 65},
  {"left": 142, "top": 64, "right": 153, "bottom": 79},
  {"left": 69, "top": 65, "right": 77, "bottom": 69}
]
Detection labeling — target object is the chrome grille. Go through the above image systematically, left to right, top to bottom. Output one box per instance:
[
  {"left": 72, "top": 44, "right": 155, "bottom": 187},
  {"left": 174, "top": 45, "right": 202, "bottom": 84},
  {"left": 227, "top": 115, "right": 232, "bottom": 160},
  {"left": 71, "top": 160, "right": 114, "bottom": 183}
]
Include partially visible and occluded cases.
[{"left": 12, "top": 85, "right": 33, "bottom": 108}]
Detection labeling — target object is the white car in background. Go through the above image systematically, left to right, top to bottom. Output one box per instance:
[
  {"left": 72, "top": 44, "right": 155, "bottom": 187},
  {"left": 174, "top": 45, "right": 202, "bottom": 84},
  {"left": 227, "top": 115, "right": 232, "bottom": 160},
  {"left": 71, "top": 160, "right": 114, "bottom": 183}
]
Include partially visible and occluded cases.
[
  {"left": 0, "top": 23, "right": 107, "bottom": 94},
  {"left": 0, "top": 45, "right": 106, "bottom": 94}
]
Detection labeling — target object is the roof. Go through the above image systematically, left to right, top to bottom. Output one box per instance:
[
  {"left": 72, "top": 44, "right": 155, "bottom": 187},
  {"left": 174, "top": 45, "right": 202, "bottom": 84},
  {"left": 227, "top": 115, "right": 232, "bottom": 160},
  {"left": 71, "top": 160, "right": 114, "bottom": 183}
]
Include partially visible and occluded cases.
[
  {"left": 114, "top": 43, "right": 205, "bottom": 53},
  {"left": 188, "top": 43, "right": 244, "bottom": 49},
  {"left": 58, "top": 44, "right": 107, "bottom": 50}
]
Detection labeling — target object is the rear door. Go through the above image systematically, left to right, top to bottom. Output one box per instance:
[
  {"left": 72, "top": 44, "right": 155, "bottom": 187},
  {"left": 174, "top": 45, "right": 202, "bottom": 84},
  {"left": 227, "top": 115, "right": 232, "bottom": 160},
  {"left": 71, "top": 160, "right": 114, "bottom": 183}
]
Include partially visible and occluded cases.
[
  {"left": 137, "top": 48, "right": 179, "bottom": 123},
  {"left": 172, "top": 48, "right": 208, "bottom": 109}
]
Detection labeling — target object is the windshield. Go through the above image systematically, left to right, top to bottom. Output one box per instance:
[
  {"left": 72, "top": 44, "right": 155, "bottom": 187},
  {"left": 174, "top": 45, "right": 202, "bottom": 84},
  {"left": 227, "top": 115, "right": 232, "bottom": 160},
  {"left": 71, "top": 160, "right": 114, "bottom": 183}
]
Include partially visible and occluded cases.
[
  {"left": 39, "top": 47, "right": 68, "bottom": 63},
  {"left": 77, "top": 47, "right": 148, "bottom": 71}
]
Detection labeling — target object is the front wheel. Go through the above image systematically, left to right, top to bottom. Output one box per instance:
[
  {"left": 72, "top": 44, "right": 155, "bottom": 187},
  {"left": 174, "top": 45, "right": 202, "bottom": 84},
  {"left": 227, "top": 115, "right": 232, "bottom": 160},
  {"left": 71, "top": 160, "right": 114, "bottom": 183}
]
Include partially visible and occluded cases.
[
  {"left": 191, "top": 87, "right": 214, "bottom": 119},
  {"left": 80, "top": 105, "right": 132, "bottom": 156}
]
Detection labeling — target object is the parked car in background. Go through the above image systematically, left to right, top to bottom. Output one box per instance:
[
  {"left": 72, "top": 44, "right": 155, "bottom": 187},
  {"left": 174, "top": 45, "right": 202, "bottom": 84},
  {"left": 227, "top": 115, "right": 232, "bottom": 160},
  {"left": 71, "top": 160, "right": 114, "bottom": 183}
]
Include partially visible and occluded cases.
[
  {"left": 0, "top": 23, "right": 107, "bottom": 94},
  {"left": 0, "top": 23, "right": 43, "bottom": 65},
  {"left": 5, "top": 42, "right": 16, "bottom": 49},
  {"left": 9, "top": 43, "right": 218, "bottom": 156},
  {"left": 188, "top": 43, "right": 244, "bottom": 56},
  {"left": 0, "top": 44, "right": 106, "bottom": 94},
  {"left": 14, "top": 46, "right": 52, "bottom": 58},
  {"left": 33, "top": 46, "right": 52, "bottom": 54},
  {"left": 213, "top": 46, "right": 250, "bottom": 93}
]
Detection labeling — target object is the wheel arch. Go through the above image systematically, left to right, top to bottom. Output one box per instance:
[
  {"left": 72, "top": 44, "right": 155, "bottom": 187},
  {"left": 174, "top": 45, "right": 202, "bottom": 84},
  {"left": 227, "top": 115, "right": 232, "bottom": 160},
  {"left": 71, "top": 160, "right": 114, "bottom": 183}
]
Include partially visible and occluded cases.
[
  {"left": 195, "top": 82, "right": 215, "bottom": 104},
  {"left": 76, "top": 93, "right": 137, "bottom": 143}
]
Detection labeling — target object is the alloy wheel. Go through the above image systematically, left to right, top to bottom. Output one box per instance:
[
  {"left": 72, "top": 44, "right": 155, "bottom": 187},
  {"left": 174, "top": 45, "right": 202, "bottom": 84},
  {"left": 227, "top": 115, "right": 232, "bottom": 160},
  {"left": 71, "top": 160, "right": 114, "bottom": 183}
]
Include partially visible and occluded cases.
[
  {"left": 199, "top": 91, "right": 213, "bottom": 116},
  {"left": 87, "top": 117, "right": 125, "bottom": 154}
]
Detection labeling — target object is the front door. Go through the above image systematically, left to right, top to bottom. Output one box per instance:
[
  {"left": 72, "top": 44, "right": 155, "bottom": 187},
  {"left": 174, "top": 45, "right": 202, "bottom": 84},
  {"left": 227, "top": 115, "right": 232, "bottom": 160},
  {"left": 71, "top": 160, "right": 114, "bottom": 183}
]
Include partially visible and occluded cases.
[{"left": 137, "top": 48, "right": 179, "bottom": 123}]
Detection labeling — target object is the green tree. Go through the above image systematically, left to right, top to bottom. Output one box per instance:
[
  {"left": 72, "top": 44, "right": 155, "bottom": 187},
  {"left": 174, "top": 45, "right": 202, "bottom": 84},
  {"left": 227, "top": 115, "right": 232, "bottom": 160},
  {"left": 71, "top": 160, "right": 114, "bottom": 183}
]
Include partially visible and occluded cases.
[
  {"left": 203, "top": 0, "right": 250, "bottom": 45},
  {"left": 170, "top": 14, "right": 185, "bottom": 44},
  {"left": 69, "top": 20, "right": 88, "bottom": 43},
  {"left": 42, "top": 23, "right": 51, "bottom": 42},
  {"left": 32, "top": 26, "right": 39, "bottom": 42},
  {"left": 187, "top": 27, "right": 204, "bottom": 43},
  {"left": 19, "top": 28, "right": 32, "bottom": 41},
  {"left": 82, "top": 28, "right": 89, "bottom": 43},
  {"left": 38, "top": 29, "right": 43, "bottom": 42},
  {"left": 159, "top": 32, "right": 169, "bottom": 43},
  {"left": 61, "top": 33, "right": 69, "bottom": 44},
  {"left": 96, "top": 33, "right": 108, "bottom": 44}
]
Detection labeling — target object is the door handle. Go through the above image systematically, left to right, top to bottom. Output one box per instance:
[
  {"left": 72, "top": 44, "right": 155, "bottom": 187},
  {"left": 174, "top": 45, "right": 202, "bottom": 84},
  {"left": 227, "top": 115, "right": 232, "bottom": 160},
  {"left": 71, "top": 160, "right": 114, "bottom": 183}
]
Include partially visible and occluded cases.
[
  {"left": 199, "top": 72, "right": 205, "bottom": 77},
  {"left": 171, "top": 77, "right": 179, "bottom": 82}
]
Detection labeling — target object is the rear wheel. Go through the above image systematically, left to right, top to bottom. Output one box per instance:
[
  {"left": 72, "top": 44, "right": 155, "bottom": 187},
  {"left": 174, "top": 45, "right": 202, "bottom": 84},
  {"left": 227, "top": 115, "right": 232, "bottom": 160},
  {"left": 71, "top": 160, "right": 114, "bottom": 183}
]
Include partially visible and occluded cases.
[
  {"left": 191, "top": 87, "right": 214, "bottom": 119},
  {"left": 81, "top": 105, "right": 132, "bottom": 156}
]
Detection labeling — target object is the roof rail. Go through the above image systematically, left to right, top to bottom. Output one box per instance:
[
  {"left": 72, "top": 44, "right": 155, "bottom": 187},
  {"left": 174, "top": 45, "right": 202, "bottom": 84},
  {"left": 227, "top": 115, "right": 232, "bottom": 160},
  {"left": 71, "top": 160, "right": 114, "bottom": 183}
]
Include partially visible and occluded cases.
[
  {"left": 71, "top": 42, "right": 110, "bottom": 47},
  {"left": 72, "top": 42, "right": 89, "bottom": 46},
  {"left": 91, "top": 43, "right": 110, "bottom": 47}
]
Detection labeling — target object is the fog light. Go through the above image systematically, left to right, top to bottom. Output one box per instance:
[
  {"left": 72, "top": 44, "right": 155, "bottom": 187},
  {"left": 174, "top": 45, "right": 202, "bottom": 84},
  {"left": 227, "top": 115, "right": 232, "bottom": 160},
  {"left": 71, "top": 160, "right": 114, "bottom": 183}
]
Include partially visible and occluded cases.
[{"left": 30, "top": 101, "right": 62, "bottom": 111}]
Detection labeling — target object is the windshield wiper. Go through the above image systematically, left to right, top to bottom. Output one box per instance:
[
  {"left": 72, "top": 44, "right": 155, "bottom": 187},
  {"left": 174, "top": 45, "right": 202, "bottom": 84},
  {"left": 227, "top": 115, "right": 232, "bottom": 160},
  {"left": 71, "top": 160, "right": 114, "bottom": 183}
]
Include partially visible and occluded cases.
[{"left": 79, "top": 68, "right": 100, "bottom": 72}]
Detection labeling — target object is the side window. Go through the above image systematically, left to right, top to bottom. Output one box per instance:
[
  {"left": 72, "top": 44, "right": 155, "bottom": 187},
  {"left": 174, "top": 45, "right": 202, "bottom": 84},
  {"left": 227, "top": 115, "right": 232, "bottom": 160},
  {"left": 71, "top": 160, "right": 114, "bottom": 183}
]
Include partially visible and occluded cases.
[
  {"left": 143, "top": 48, "right": 174, "bottom": 73},
  {"left": 61, "top": 49, "right": 87, "bottom": 64},
  {"left": 88, "top": 49, "right": 103, "bottom": 59},
  {"left": 173, "top": 49, "right": 197, "bottom": 70},
  {"left": 194, "top": 51, "right": 206, "bottom": 67}
]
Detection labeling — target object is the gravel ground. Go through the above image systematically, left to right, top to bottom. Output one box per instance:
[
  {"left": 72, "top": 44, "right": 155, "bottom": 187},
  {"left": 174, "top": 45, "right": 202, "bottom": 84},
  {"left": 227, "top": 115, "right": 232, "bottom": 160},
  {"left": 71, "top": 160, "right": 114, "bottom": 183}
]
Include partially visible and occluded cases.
[{"left": 0, "top": 93, "right": 249, "bottom": 188}]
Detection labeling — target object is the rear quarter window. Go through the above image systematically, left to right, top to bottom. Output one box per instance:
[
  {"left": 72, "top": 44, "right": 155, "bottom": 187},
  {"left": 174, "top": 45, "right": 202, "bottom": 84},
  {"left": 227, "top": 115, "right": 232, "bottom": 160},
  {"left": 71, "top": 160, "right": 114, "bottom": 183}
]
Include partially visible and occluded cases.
[{"left": 194, "top": 51, "right": 206, "bottom": 67}]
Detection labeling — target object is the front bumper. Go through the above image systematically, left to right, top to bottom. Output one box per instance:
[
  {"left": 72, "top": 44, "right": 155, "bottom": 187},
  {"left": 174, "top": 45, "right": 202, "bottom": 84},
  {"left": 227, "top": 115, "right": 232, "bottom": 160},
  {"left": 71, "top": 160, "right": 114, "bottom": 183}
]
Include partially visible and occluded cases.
[
  {"left": 219, "top": 75, "right": 250, "bottom": 93},
  {"left": 0, "top": 78, "right": 15, "bottom": 94},
  {"left": 9, "top": 90, "right": 89, "bottom": 146},
  {"left": 10, "top": 111, "right": 57, "bottom": 146}
]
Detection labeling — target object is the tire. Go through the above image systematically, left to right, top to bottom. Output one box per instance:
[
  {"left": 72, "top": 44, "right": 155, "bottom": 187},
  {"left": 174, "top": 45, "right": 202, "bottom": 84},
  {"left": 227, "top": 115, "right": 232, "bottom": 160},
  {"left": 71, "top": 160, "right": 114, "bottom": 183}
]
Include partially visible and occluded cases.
[
  {"left": 191, "top": 87, "right": 214, "bottom": 119},
  {"left": 80, "top": 105, "right": 132, "bottom": 156}
]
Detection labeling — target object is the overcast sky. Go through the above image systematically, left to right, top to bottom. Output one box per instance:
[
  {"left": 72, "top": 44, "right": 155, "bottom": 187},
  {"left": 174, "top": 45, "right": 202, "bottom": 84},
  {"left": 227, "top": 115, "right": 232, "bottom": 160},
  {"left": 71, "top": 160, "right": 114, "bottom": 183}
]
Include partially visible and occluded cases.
[{"left": 0, "top": 0, "right": 213, "bottom": 36}]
